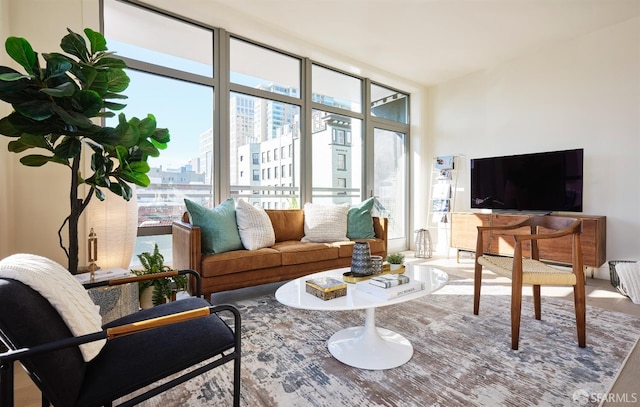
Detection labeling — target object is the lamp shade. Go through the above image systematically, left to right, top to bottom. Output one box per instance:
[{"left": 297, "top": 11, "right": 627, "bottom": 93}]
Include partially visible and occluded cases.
[{"left": 86, "top": 187, "right": 138, "bottom": 270}]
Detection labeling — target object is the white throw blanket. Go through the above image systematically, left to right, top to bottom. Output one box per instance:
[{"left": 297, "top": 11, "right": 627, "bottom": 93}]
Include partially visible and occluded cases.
[
  {"left": 0, "top": 254, "right": 105, "bottom": 361},
  {"left": 615, "top": 261, "right": 640, "bottom": 305}
]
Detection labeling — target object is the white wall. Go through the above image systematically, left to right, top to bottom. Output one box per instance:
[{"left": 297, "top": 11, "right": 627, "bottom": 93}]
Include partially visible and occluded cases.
[
  {"left": 0, "top": 0, "right": 99, "bottom": 265},
  {"left": 425, "top": 17, "right": 640, "bottom": 278}
]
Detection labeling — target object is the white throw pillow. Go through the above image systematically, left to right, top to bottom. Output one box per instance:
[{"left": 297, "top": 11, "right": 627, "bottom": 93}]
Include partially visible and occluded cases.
[
  {"left": 235, "top": 199, "right": 276, "bottom": 250},
  {"left": 302, "top": 202, "right": 350, "bottom": 243},
  {"left": 0, "top": 253, "right": 105, "bottom": 361}
]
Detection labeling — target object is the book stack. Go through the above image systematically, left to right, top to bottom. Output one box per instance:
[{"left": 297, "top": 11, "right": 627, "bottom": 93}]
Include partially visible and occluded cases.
[{"left": 356, "top": 274, "right": 424, "bottom": 299}]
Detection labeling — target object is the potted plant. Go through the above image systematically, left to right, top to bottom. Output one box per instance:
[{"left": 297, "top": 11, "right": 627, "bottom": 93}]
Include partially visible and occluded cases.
[
  {"left": 0, "top": 28, "right": 170, "bottom": 274},
  {"left": 131, "top": 243, "right": 187, "bottom": 309},
  {"left": 386, "top": 252, "right": 405, "bottom": 271}
]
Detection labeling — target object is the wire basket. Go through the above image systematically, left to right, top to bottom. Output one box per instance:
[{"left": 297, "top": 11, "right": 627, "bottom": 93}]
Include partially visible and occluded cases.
[{"left": 608, "top": 260, "right": 637, "bottom": 297}]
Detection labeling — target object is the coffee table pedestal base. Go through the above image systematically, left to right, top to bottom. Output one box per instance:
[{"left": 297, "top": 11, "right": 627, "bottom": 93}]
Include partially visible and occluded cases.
[{"left": 327, "top": 308, "right": 413, "bottom": 370}]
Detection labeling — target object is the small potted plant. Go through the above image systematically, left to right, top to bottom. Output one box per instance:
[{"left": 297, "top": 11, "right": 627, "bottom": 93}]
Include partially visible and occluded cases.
[
  {"left": 132, "top": 244, "right": 187, "bottom": 308},
  {"left": 386, "top": 252, "right": 405, "bottom": 271}
]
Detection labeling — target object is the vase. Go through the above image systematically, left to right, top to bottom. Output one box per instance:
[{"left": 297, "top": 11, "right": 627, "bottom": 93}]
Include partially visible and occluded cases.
[
  {"left": 351, "top": 242, "right": 372, "bottom": 276},
  {"left": 139, "top": 286, "right": 155, "bottom": 309}
]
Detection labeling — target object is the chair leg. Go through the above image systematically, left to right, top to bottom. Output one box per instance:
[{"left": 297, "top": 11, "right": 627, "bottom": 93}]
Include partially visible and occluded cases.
[
  {"left": 473, "top": 262, "right": 482, "bottom": 315},
  {"left": 511, "top": 279, "right": 523, "bottom": 350},
  {"left": 574, "top": 284, "right": 587, "bottom": 348},
  {"left": 533, "top": 285, "right": 541, "bottom": 320},
  {"left": 233, "top": 353, "right": 241, "bottom": 407},
  {"left": 0, "top": 362, "right": 14, "bottom": 407}
]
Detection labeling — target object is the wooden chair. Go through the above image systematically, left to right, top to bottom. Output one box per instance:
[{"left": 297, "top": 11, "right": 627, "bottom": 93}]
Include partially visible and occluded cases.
[{"left": 473, "top": 216, "right": 585, "bottom": 350}]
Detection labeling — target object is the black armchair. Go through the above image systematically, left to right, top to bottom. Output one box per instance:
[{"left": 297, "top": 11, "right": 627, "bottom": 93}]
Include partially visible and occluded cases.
[{"left": 0, "top": 256, "right": 241, "bottom": 407}]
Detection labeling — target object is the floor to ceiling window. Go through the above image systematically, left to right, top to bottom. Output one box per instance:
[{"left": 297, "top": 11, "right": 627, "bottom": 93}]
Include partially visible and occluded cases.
[{"left": 102, "top": 0, "right": 411, "bottom": 262}]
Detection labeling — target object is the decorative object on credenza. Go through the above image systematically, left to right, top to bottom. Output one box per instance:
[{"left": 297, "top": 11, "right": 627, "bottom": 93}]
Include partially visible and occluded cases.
[
  {"left": 0, "top": 28, "right": 171, "bottom": 274},
  {"left": 414, "top": 228, "right": 432, "bottom": 258},
  {"left": 351, "top": 241, "right": 372, "bottom": 276},
  {"left": 131, "top": 244, "right": 187, "bottom": 309},
  {"left": 386, "top": 252, "right": 405, "bottom": 271}
]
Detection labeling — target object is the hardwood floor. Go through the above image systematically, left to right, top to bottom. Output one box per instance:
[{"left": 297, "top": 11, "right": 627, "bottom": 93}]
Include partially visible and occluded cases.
[{"left": 10, "top": 254, "right": 640, "bottom": 406}]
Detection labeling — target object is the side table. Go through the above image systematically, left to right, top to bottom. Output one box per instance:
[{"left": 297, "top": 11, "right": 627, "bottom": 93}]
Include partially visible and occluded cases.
[{"left": 75, "top": 268, "right": 139, "bottom": 324}]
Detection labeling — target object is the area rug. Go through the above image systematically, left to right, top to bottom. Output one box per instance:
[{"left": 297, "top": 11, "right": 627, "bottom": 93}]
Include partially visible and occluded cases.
[{"left": 135, "top": 277, "right": 640, "bottom": 406}]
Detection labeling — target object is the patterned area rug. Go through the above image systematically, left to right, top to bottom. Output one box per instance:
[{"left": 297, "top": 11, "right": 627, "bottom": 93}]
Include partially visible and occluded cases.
[{"left": 136, "top": 277, "right": 640, "bottom": 407}]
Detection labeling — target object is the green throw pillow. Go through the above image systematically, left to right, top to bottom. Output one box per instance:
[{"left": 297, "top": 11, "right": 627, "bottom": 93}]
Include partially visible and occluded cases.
[
  {"left": 347, "top": 197, "right": 376, "bottom": 239},
  {"left": 184, "top": 198, "right": 243, "bottom": 254}
]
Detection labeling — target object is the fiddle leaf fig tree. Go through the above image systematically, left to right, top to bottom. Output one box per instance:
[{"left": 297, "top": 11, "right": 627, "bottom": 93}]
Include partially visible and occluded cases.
[{"left": 0, "top": 28, "right": 170, "bottom": 274}]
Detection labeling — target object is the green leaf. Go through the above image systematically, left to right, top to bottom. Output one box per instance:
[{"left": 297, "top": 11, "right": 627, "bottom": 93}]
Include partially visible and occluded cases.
[
  {"left": 84, "top": 28, "right": 107, "bottom": 54},
  {"left": 60, "top": 29, "right": 89, "bottom": 62},
  {"left": 5, "top": 37, "right": 37, "bottom": 75},
  {"left": 42, "top": 53, "right": 72, "bottom": 79},
  {"left": 95, "top": 57, "right": 127, "bottom": 69},
  {"left": 106, "top": 69, "right": 130, "bottom": 93},
  {"left": 0, "top": 72, "right": 31, "bottom": 81},
  {"left": 40, "top": 81, "right": 75, "bottom": 97},
  {"left": 72, "top": 89, "right": 103, "bottom": 117},
  {"left": 104, "top": 92, "right": 128, "bottom": 100},
  {"left": 14, "top": 100, "right": 54, "bottom": 121},
  {"left": 103, "top": 101, "right": 127, "bottom": 111},
  {"left": 50, "top": 104, "right": 94, "bottom": 128},
  {"left": 138, "top": 114, "right": 157, "bottom": 137},
  {"left": 0, "top": 117, "right": 21, "bottom": 137},
  {"left": 117, "top": 122, "right": 140, "bottom": 148},
  {"left": 151, "top": 128, "right": 170, "bottom": 144},
  {"left": 17, "top": 133, "right": 51, "bottom": 149},
  {"left": 53, "top": 136, "right": 82, "bottom": 158},
  {"left": 7, "top": 139, "right": 30, "bottom": 153},
  {"left": 138, "top": 139, "right": 160, "bottom": 157},
  {"left": 20, "top": 154, "right": 61, "bottom": 166},
  {"left": 128, "top": 160, "right": 150, "bottom": 173},
  {"left": 119, "top": 170, "right": 150, "bottom": 187},
  {"left": 94, "top": 187, "right": 106, "bottom": 201}
]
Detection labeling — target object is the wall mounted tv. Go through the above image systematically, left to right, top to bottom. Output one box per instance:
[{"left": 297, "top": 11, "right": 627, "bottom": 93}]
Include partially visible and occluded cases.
[{"left": 470, "top": 148, "right": 584, "bottom": 213}]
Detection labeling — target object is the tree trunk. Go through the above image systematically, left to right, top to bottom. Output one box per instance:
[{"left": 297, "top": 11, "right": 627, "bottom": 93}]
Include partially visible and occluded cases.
[{"left": 68, "top": 156, "right": 81, "bottom": 274}]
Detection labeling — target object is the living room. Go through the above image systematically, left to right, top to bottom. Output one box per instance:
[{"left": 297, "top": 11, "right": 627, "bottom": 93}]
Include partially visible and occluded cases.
[{"left": 1, "top": 0, "right": 639, "bottom": 406}]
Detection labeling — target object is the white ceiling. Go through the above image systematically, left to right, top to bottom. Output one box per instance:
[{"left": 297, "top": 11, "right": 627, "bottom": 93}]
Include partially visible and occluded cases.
[{"left": 146, "top": 0, "right": 640, "bottom": 87}]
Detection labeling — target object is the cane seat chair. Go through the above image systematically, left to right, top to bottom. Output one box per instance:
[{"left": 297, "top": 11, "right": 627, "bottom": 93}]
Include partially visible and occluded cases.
[
  {"left": 473, "top": 216, "right": 585, "bottom": 350},
  {"left": 0, "top": 254, "right": 241, "bottom": 407}
]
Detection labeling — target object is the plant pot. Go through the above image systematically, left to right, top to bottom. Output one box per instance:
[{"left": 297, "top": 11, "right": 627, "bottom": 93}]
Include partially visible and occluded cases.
[
  {"left": 389, "top": 263, "right": 402, "bottom": 271},
  {"left": 139, "top": 286, "right": 155, "bottom": 309}
]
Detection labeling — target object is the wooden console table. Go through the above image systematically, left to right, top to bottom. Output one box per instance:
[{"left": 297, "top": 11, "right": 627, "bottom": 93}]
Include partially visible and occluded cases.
[{"left": 450, "top": 212, "right": 606, "bottom": 269}]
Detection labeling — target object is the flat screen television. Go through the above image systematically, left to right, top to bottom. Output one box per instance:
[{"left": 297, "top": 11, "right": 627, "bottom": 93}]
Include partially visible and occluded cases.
[{"left": 470, "top": 148, "right": 584, "bottom": 212}]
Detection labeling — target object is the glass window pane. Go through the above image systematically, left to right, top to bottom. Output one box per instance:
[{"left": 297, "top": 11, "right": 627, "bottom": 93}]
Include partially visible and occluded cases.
[
  {"left": 103, "top": 0, "right": 213, "bottom": 77},
  {"left": 230, "top": 38, "right": 300, "bottom": 97},
  {"left": 312, "top": 65, "right": 362, "bottom": 113},
  {"left": 105, "top": 70, "right": 214, "bottom": 227},
  {"left": 371, "top": 84, "right": 409, "bottom": 124},
  {"left": 230, "top": 92, "right": 301, "bottom": 208},
  {"left": 311, "top": 109, "right": 362, "bottom": 204},
  {"left": 373, "top": 128, "right": 406, "bottom": 239}
]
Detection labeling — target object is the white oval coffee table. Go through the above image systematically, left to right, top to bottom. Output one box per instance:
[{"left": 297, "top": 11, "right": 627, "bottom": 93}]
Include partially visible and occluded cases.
[{"left": 275, "top": 263, "right": 448, "bottom": 370}]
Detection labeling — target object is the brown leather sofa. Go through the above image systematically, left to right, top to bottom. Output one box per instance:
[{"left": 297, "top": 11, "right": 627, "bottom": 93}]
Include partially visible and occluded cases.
[{"left": 172, "top": 209, "right": 387, "bottom": 298}]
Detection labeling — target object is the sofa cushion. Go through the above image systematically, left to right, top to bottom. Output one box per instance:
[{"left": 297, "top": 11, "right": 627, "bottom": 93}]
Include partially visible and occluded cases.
[
  {"left": 347, "top": 197, "right": 376, "bottom": 239},
  {"left": 185, "top": 198, "right": 243, "bottom": 254},
  {"left": 236, "top": 199, "right": 276, "bottom": 250},
  {"left": 301, "top": 202, "right": 350, "bottom": 243},
  {"left": 265, "top": 209, "right": 305, "bottom": 242},
  {"left": 273, "top": 241, "right": 340, "bottom": 265},
  {"left": 200, "top": 248, "right": 281, "bottom": 277}
]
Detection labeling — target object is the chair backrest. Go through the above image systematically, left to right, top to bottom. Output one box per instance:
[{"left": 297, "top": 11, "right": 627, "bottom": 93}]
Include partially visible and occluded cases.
[
  {"left": 525, "top": 215, "right": 582, "bottom": 233},
  {"left": 0, "top": 278, "right": 86, "bottom": 407}
]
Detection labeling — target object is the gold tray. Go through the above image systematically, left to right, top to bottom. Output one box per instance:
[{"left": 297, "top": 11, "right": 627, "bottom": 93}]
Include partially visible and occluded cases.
[{"left": 343, "top": 266, "right": 405, "bottom": 283}]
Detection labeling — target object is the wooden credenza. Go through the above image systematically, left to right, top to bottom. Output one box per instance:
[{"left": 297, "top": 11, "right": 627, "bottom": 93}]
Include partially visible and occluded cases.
[{"left": 450, "top": 212, "right": 606, "bottom": 268}]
